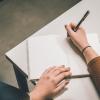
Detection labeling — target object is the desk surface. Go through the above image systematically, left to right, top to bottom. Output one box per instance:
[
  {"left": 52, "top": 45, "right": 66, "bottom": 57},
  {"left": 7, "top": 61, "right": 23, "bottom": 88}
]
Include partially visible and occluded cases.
[
  {"left": 5, "top": 0, "right": 100, "bottom": 99},
  {"left": 6, "top": 0, "right": 100, "bottom": 75}
]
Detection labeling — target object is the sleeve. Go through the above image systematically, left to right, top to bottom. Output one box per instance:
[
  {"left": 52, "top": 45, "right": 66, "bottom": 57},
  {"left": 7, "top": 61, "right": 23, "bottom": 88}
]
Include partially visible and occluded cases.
[{"left": 88, "top": 56, "right": 100, "bottom": 94}]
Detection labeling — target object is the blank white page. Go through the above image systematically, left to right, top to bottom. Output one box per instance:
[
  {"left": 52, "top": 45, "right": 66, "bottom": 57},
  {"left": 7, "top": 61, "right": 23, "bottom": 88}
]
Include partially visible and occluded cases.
[
  {"left": 28, "top": 34, "right": 100, "bottom": 80},
  {"left": 28, "top": 35, "right": 69, "bottom": 79}
]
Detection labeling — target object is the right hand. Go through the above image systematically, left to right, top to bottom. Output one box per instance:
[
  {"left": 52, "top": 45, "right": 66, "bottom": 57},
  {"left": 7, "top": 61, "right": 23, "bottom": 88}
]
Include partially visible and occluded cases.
[{"left": 65, "top": 23, "right": 89, "bottom": 51}]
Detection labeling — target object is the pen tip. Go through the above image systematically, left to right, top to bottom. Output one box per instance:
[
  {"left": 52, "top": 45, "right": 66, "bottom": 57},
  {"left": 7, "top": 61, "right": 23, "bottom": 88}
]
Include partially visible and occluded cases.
[{"left": 87, "top": 10, "right": 90, "bottom": 13}]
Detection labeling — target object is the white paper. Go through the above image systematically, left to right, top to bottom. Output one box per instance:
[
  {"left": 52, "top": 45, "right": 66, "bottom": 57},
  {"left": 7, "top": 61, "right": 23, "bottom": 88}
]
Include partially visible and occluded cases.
[
  {"left": 28, "top": 34, "right": 100, "bottom": 80},
  {"left": 54, "top": 78, "right": 99, "bottom": 100}
]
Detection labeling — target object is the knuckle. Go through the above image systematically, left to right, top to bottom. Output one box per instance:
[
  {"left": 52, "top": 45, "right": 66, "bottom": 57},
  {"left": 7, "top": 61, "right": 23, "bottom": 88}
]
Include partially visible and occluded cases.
[
  {"left": 66, "top": 67, "right": 70, "bottom": 70},
  {"left": 56, "top": 69, "right": 60, "bottom": 73},
  {"left": 57, "top": 70, "right": 61, "bottom": 73},
  {"left": 66, "top": 72, "right": 70, "bottom": 75},
  {"left": 68, "top": 72, "right": 72, "bottom": 76},
  {"left": 62, "top": 73, "right": 65, "bottom": 78},
  {"left": 44, "top": 75, "right": 50, "bottom": 80},
  {"left": 45, "top": 75, "right": 57, "bottom": 85},
  {"left": 51, "top": 78, "right": 56, "bottom": 85}
]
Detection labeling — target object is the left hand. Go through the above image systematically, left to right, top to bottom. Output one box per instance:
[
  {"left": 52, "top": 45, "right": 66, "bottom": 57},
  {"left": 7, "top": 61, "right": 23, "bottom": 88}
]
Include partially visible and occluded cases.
[{"left": 30, "top": 65, "right": 71, "bottom": 100}]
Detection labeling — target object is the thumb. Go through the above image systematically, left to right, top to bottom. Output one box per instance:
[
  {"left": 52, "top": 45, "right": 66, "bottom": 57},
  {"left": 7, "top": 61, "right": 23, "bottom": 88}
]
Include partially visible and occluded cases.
[{"left": 65, "top": 24, "right": 75, "bottom": 36}]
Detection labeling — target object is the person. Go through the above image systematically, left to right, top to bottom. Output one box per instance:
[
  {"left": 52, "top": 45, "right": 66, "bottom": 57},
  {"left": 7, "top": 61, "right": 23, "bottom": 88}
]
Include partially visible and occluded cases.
[{"left": 30, "top": 23, "right": 100, "bottom": 100}]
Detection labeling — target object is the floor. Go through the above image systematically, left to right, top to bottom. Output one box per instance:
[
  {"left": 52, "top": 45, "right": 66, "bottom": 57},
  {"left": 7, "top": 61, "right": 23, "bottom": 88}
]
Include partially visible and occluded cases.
[{"left": 0, "top": 0, "right": 80, "bottom": 88}]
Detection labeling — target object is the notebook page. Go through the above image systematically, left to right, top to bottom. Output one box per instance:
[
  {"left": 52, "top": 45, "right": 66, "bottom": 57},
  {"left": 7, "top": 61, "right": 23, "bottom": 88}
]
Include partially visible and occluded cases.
[
  {"left": 28, "top": 34, "right": 100, "bottom": 80},
  {"left": 28, "top": 35, "right": 69, "bottom": 79}
]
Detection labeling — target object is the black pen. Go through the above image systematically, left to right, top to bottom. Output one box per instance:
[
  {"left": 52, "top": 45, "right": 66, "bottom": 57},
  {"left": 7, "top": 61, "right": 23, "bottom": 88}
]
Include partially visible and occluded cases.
[
  {"left": 65, "top": 10, "right": 90, "bottom": 32},
  {"left": 73, "top": 10, "right": 90, "bottom": 32},
  {"left": 31, "top": 74, "right": 90, "bottom": 84},
  {"left": 65, "top": 74, "right": 90, "bottom": 80}
]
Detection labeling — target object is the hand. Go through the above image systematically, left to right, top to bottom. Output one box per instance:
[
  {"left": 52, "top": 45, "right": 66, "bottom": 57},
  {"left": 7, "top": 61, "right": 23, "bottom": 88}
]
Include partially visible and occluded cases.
[
  {"left": 65, "top": 23, "right": 89, "bottom": 51},
  {"left": 30, "top": 65, "right": 71, "bottom": 100}
]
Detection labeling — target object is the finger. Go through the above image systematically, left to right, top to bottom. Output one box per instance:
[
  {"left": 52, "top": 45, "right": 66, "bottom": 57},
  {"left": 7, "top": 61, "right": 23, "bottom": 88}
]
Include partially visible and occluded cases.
[
  {"left": 66, "top": 22, "right": 77, "bottom": 33},
  {"left": 69, "top": 23, "right": 77, "bottom": 28},
  {"left": 70, "top": 23, "right": 84, "bottom": 32},
  {"left": 70, "top": 23, "right": 83, "bottom": 29},
  {"left": 65, "top": 24, "right": 75, "bottom": 37},
  {"left": 65, "top": 25, "right": 70, "bottom": 37},
  {"left": 78, "top": 26, "right": 85, "bottom": 31},
  {"left": 67, "top": 32, "right": 70, "bottom": 37},
  {"left": 50, "top": 65, "right": 65, "bottom": 73},
  {"left": 55, "top": 65, "right": 65, "bottom": 68},
  {"left": 42, "top": 66, "right": 56, "bottom": 75},
  {"left": 53, "top": 67, "right": 70, "bottom": 76},
  {"left": 55, "top": 71, "right": 72, "bottom": 84},
  {"left": 53, "top": 80, "right": 69, "bottom": 94}
]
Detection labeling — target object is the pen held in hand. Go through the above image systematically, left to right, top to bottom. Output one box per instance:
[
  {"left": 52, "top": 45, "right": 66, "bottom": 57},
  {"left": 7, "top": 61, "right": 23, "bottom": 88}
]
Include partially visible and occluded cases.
[
  {"left": 65, "top": 10, "right": 90, "bottom": 37},
  {"left": 73, "top": 10, "right": 90, "bottom": 32},
  {"left": 31, "top": 74, "right": 90, "bottom": 82},
  {"left": 65, "top": 74, "right": 90, "bottom": 80}
]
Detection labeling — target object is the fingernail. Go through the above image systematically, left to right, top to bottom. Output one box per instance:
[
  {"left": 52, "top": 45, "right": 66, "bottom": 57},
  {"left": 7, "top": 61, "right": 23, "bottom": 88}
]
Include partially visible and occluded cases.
[
  {"left": 62, "top": 65, "right": 65, "bottom": 67},
  {"left": 67, "top": 67, "right": 70, "bottom": 70}
]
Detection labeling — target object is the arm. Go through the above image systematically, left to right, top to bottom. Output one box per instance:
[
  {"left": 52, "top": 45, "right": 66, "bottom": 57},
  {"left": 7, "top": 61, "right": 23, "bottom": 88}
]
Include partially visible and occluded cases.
[
  {"left": 65, "top": 23, "right": 100, "bottom": 93},
  {"left": 30, "top": 65, "right": 71, "bottom": 100}
]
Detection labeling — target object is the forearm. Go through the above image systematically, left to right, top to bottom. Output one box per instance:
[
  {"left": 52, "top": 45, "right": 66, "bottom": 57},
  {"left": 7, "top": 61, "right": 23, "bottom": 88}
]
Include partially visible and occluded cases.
[
  {"left": 65, "top": 22, "right": 100, "bottom": 93},
  {"left": 82, "top": 46, "right": 100, "bottom": 93},
  {"left": 87, "top": 56, "right": 100, "bottom": 94}
]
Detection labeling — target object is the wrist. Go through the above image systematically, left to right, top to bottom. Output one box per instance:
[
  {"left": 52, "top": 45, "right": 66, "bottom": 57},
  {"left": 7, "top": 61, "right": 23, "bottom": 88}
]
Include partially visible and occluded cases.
[
  {"left": 80, "top": 43, "right": 90, "bottom": 51},
  {"left": 82, "top": 45, "right": 91, "bottom": 54},
  {"left": 82, "top": 46, "right": 98, "bottom": 63},
  {"left": 30, "top": 87, "right": 52, "bottom": 100},
  {"left": 30, "top": 90, "right": 45, "bottom": 100},
  {"left": 30, "top": 93, "right": 52, "bottom": 100}
]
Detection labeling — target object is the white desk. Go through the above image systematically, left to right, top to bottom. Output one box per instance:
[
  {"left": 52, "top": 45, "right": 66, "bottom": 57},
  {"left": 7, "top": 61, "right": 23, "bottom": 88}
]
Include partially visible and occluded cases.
[{"left": 5, "top": 0, "right": 100, "bottom": 99}]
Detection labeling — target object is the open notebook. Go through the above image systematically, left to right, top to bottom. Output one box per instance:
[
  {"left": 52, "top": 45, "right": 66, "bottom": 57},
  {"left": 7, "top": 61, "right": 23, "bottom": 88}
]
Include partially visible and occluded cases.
[{"left": 27, "top": 34, "right": 100, "bottom": 80}]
